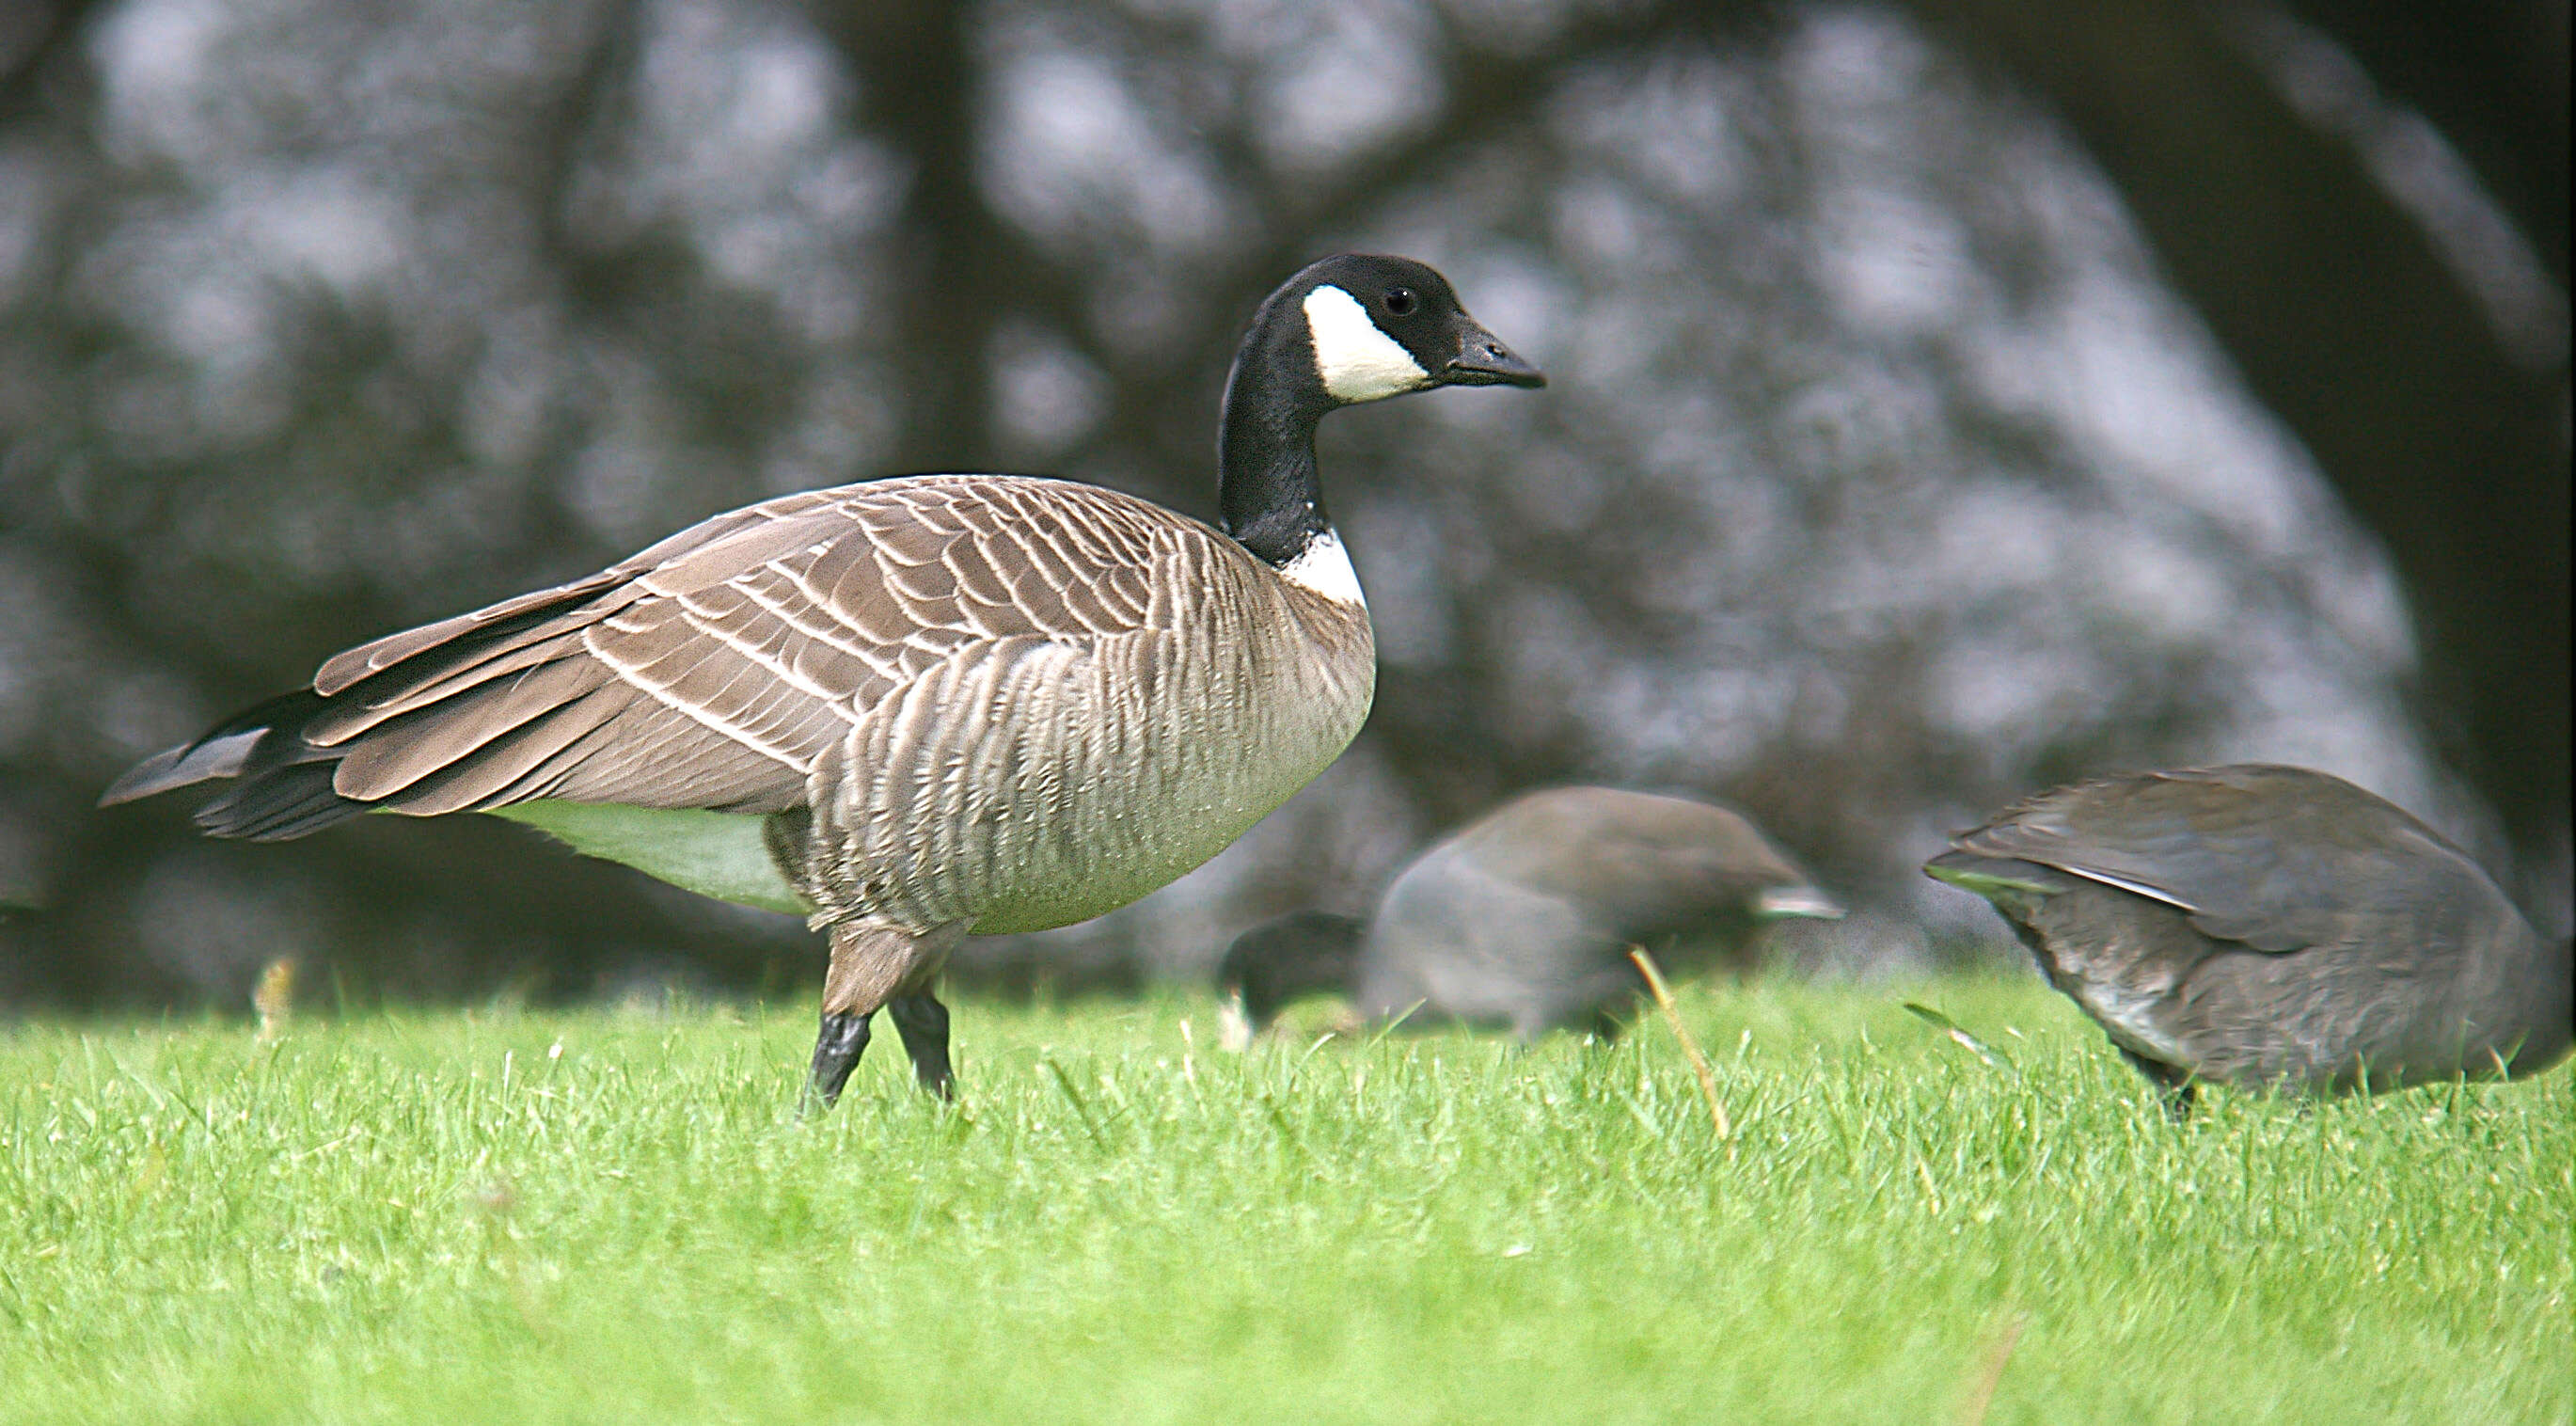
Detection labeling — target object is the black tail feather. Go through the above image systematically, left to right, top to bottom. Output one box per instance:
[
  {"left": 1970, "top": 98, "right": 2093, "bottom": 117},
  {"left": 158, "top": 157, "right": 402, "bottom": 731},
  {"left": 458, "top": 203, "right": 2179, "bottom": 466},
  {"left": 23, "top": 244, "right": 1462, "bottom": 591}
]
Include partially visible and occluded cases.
[
  {"left": 106, "top": 577, "right": 637, "bottom": 841},
  {"left": 106, "top": 689, "right": 373, "bottom": 840},
  {"left": 200, "top": 689, "right": 332, "bottom": 745},
  {"left": 194, "top": 759, "right": 369, "bottom": 840}
]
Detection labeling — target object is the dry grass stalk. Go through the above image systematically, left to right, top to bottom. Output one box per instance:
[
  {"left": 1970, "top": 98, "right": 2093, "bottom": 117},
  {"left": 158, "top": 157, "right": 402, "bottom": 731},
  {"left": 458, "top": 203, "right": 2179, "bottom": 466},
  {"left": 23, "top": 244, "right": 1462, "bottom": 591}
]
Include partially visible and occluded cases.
[
  {"left": 1627, "top": 945, "right": 1731, "bottom": 1141},
  {"left": 252, "top": 957, "right": 297, "bottom": 1041},
  {"left": 1956, "top": 1310, "right": 2027, "bottom": 1426}
]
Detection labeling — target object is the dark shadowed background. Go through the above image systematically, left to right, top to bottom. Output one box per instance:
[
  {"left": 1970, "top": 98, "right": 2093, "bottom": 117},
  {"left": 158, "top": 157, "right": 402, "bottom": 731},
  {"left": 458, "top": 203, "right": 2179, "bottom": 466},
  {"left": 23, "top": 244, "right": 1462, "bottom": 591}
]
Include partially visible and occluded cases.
[{"left": 0, "top": 0, "right": 2565, "bottom": 1008}]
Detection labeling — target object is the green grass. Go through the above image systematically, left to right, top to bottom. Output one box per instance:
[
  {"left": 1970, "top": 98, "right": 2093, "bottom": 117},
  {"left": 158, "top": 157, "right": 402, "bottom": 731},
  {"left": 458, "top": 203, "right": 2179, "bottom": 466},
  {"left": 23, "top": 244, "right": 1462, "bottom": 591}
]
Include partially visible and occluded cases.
[{"left": 1, "top": 976, "right": 2567, "bottom": 1423}]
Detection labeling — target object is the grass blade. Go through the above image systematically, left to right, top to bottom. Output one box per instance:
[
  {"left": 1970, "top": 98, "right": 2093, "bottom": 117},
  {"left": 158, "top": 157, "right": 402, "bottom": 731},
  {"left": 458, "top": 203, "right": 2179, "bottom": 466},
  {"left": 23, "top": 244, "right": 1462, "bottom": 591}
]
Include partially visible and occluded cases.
[
  {"left": 1629, "top": 946, "right": 1731, "bottom": 1142},
  {"left": 1904, "top": 1003, "right": 2018, "bottom": 1075},
  {"left": 1041, "top": 1057, "right": 1108, "bottom": 1150}
]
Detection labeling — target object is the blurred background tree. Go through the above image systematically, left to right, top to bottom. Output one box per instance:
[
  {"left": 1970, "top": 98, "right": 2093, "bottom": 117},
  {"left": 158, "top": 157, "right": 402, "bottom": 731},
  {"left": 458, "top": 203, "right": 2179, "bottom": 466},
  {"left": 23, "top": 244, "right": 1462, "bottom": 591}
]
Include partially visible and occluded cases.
[{"left": 0, "top": 0, "right": 2564, "bottom": 1006}]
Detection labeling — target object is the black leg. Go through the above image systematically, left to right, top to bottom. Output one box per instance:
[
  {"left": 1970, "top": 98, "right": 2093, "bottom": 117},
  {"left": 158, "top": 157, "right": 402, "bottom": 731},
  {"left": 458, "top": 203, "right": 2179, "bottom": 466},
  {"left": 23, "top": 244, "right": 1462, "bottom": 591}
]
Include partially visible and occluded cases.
[
  {"left": 888, "top": 993, "right": 955, "bottom": 1099},
  {"left": 808, "top": 1009, "right": 875, "bottom": 1110},
  {"left": 2120, "top": 1048, "right": 2200, "bottom": 1121}
]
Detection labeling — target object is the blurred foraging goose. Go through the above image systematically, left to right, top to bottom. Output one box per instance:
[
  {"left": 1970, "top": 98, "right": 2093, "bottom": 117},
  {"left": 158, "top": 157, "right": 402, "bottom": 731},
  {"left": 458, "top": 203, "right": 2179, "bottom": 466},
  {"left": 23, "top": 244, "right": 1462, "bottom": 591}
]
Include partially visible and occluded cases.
[
  {"left": 101, "top": 254, "right": 1544, "bottom": 1105},
  {"left": 1925, "top": 765, "right": 2571, "bottom": 1109},
  {"left": 1217, "top": 786, "right": 1843, "bottom": 1046}
]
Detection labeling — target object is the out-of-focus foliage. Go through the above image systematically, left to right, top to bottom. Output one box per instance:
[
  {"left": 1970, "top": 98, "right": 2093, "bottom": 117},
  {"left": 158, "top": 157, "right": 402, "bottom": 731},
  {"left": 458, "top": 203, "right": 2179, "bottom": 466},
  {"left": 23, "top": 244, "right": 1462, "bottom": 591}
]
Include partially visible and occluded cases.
[{"left": 0, "top": 0, "right": 2561, "bottom": 1006}]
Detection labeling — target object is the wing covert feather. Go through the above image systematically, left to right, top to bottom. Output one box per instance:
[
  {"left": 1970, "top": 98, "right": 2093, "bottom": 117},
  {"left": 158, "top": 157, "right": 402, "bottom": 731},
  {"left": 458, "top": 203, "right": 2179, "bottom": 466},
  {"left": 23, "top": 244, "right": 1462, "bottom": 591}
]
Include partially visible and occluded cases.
[
  {"left": 308, "top": 475, "right": 1201, "bottom": 818},
  {"left": 1952, "top": 766, "right": 2485, "bottom": 954}
]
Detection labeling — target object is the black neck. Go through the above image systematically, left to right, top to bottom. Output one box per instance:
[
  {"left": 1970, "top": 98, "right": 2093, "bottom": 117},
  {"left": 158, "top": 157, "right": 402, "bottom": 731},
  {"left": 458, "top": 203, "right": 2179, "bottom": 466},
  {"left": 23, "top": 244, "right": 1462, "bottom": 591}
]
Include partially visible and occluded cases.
[{"left": 1217, "top": 304, "right": 1335, "bottom": 567}]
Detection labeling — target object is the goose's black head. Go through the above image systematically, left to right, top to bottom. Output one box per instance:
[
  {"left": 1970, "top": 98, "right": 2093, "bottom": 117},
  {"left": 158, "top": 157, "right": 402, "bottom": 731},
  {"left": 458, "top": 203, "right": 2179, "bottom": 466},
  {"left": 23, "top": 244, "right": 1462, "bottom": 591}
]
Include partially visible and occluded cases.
[
  {"left": 1278, "top": 253, "right": 1545, "bottom": 404},
  {"left": 1220, "top": 254, "right": 1543, "bottom": 564},
  {"left": 1215, "top": 911, "right": 1367, "bottom": 1050}
]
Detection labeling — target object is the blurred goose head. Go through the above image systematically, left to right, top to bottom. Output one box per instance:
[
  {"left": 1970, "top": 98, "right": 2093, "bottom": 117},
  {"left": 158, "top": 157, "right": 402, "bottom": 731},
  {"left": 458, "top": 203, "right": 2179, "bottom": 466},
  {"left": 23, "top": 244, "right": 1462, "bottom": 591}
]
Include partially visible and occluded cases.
[{"left": 1218, "top": 786, "right": 1841, "bottom": 1046}]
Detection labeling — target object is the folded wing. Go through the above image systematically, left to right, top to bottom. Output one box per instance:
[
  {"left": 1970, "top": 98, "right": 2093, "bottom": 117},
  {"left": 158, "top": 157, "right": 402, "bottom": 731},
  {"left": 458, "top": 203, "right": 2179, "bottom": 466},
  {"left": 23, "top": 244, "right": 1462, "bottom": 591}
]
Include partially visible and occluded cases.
[
  {"left": 103, "top": 475, "right": 1174, "bottom": 840},
  {"left": 1951, "top": 765, "right": 2483, "bottom": 954}
]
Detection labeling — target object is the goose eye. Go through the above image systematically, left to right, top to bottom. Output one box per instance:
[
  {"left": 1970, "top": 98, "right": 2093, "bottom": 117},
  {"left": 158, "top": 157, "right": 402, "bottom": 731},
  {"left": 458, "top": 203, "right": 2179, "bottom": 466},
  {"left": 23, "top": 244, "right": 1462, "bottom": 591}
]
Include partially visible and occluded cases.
[{"left": 1382, "top": 287, "right": 1416, "bottom": 317}]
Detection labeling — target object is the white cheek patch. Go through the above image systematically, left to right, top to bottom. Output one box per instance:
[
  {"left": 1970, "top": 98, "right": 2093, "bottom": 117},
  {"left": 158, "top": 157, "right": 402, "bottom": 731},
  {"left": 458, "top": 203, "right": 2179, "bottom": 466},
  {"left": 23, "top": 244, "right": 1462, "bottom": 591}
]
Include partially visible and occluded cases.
[
  {"left": 1303, "top": 285, "right": 1429, "bottom": 403},
  {"left": 1277, "top": 530, "right": 1367, "bottom": 609}
]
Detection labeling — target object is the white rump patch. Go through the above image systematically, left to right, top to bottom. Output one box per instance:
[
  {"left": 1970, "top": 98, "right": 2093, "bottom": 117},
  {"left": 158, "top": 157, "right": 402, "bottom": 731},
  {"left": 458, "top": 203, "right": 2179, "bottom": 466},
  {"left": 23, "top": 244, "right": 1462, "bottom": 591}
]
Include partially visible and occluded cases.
[
  {"left": 1304, "top": 285, "right": 1428, "bottom": 402},
  {"left": 1277, "top": 530, "right": 1367, "bottom": 608}
]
